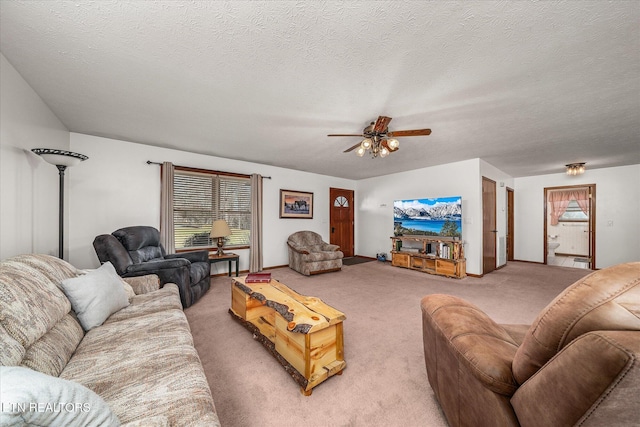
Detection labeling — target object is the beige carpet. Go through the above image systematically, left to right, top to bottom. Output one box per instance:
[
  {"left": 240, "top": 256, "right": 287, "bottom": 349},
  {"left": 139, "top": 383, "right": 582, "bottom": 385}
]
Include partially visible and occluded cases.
[{"left": 185, "top": 261, "right": 591, "bottom": 427}]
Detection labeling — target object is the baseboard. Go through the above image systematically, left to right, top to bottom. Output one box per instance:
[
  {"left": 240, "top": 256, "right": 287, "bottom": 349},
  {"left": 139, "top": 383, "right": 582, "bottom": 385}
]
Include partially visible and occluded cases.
[{"left": 263, "top": 264, "right": 289, "bottom": 270}]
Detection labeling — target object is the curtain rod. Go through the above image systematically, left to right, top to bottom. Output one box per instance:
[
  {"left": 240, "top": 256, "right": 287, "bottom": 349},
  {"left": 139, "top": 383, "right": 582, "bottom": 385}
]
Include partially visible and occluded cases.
[{"left": 146, "top": 160, "right": 271, "bottom": 179}]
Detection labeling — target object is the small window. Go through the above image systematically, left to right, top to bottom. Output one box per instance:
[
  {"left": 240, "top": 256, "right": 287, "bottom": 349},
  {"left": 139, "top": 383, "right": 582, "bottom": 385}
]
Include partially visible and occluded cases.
[
  {"left": 334, "top": 196, "right": 349, "bottom": 207},
  {"left": 559, "top": 200, "right": 588, "bottom": 221}
]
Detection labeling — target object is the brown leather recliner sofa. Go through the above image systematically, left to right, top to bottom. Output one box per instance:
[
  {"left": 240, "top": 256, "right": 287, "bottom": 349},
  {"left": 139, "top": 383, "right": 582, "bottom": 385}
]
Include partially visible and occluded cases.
[{"left": 421, "top": 262, "right": 640, "bottom": 427}]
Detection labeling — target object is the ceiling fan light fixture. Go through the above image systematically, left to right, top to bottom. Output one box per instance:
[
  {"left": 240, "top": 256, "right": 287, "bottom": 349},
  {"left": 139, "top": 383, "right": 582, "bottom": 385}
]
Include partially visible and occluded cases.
[{"left": 329, "top": 116, "right": 432, "bottom": 160}]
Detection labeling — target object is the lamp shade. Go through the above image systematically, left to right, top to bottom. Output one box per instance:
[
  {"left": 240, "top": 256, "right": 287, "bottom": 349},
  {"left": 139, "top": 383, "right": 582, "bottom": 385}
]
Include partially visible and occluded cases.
[
  {"left": 32, "top": 148, "right": 88, "bottom": 167},
  {"left": 210, "top": 219, "right": 231, "bottom": 238}
]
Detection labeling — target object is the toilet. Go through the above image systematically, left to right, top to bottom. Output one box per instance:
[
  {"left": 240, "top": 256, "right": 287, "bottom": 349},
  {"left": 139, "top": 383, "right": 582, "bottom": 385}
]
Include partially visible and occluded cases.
[{"left": 547, "top": 236, "right": 560, "bottom": 257}]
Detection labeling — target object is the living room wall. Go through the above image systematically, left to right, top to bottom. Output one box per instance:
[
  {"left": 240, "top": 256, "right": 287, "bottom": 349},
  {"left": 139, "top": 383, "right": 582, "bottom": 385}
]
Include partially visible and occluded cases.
[
  {"left": 3, "top": 52, "right": 637, "bottom": 273},
  {"left": 0, "top": 53, "right": 70, "bottom": 259},
  {"left": 68, "top": 133, "right": 355, "bottom": 270},
  {"left": 354, "top": 158, "right": 515, "bottom": 276},
  {"left": 514, "top": 164, "right": 640, "bottom": 269}
]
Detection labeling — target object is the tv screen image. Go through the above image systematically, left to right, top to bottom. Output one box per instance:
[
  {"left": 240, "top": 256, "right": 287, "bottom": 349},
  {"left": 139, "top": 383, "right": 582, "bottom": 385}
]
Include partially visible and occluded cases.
[{"left": 393, "top": 196, "right": 462, "bottom": 238}]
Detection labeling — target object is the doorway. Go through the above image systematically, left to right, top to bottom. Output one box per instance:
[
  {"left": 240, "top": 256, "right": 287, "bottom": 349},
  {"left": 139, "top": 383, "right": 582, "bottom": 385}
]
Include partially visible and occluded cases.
[
  {"left": 482, "top": 177, "right": 497, "bottom": 274},
  {"left": 544, "top": 184, "right": 596, "bottom": 270},
  {"left": 507, "top": 187, "right": 514, "bottom": 261},
  {"left": 329, "top": 188, "right": 354, "bottom": 257}
]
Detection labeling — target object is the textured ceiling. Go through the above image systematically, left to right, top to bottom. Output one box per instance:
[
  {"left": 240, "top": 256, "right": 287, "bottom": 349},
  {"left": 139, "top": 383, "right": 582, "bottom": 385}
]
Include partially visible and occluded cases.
[{"left": 1, "top": 1, "right": 639, "bottom": 179}]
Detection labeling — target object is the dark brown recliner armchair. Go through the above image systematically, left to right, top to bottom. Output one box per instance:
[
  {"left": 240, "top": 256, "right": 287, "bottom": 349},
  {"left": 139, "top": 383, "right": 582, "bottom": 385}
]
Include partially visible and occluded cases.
[
  {"left": 93, "top": 226, "right": 210, "bottom": 308},
  {"left": 421, "top": 262, "right": 640, "bottom": 427}
]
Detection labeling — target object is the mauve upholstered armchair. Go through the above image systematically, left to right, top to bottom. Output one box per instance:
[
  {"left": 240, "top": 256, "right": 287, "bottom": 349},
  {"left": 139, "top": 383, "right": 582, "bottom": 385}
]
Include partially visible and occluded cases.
[
  {"left": 93, "top": 226, "right": 210, "bottom": 308},
  {"left": 287, "top": 231, "right": 344, "bottom": 276},
  {"left": 421, "top": 262, "right": 640, "bottom": 427}
]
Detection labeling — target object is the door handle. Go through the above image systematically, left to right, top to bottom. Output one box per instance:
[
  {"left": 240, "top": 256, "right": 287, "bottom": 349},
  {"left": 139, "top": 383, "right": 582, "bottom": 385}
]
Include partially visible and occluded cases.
[
  {"left": 331, "top": 227, "right": 335, "bottom": 233},
  {"left": 491, "top": 230, "right": 498, "bottom": 233}
]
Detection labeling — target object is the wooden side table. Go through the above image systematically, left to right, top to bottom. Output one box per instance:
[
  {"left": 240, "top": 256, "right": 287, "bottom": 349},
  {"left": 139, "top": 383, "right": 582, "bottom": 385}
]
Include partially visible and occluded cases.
[{"left": 208, "top": 252, "right": 239, "bottom": 277}]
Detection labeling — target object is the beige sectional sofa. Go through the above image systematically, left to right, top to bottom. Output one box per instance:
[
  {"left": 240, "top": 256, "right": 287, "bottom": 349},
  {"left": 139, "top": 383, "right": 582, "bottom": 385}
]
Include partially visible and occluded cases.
[{"left": 0, "top": 254, "right": 220, "bottom": 426}]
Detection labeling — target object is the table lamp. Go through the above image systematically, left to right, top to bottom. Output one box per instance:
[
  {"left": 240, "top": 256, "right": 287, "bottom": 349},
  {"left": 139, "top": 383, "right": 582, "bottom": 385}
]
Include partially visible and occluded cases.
[{"left": 210, "top": 219, "right": 231, "bottom": 255}]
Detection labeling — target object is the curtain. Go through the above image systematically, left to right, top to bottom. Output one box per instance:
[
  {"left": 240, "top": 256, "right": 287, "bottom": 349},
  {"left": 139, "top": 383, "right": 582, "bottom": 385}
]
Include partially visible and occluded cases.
[
  {"left": 160, "top": 162, "right": 175, "bottom": 254},
  {"left": 250, "top": 173, "right": 263, "bottom": 272},
  {"left": 571, "top": 188, "right": 590, "bottom": 216},
  {"left": 549, "top": 189, "right": 590, "bottom": 225},
  {"left": 548, "top": 190, "right": 572, "bottom": 225}
]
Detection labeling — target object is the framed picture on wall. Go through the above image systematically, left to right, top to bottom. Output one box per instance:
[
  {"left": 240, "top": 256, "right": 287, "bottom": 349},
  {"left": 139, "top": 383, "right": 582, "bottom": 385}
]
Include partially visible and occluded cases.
[{"left": 280, "top": 189, "right": 313, "bottom": 219}]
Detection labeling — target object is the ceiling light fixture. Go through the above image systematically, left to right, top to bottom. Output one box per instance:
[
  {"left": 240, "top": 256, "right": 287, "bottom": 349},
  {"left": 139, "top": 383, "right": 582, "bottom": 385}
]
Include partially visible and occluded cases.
[
  {"left": 329, "top": 116, "right": 431, "bottom": 159},
  {"left": 356, "top": 136, "right": 399, "bottom": 158},
  {"left": 566, "top": 163, "right": 586, "bottom": 175}
]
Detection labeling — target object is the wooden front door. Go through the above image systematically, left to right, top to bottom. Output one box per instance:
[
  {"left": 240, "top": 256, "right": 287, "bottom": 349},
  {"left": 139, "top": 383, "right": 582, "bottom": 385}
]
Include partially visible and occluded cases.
[
  {"left": 482, "top": 177, "right": 497, "bottom": 274},
  {"left": 329, "top": 188, "right": 354, "bottom": 257}
]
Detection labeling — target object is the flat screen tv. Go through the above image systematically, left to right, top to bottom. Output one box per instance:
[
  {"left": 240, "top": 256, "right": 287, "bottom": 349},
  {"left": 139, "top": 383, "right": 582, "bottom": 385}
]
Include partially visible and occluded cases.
[{"left": 393, "top": 196, "right": 462, "bottom": 238}]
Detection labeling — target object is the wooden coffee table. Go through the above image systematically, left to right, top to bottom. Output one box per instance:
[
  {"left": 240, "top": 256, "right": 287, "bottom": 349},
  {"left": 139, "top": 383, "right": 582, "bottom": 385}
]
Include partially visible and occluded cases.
[{"left": 229, "top": 276, "right": 346, "bottom": 395}]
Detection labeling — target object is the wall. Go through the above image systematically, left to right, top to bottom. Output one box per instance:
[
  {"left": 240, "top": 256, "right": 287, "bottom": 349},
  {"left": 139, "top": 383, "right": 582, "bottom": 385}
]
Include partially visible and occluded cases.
[
  {"left": 3, "top": 49, "right": 636, "bottom": 271},
  {"left": 0, "top": 53, "right": 70, "bottom": 259},
  {"left": 68, "top": 133, "right": 355, "bottom": 270},
  {"left": 356, "top": 158, "right": 513, "bottom": 276},
  {"left": 514, "top": 164, "right": 640, "bottom": 268},
  {"left": 548, "top": 220, "right": 589, "bottom": 256}
]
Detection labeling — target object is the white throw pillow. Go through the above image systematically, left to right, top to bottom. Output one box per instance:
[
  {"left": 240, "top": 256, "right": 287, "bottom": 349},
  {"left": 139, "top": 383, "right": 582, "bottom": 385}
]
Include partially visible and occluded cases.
[
  {"left": 61, "top": 262, "right": 129, "bottom": 331},
  {"left": 80, "top": 267, "right": 136, "bottom": 302},
  {"left": 0, "top": 366, "right": 120, "bottom": 426}
]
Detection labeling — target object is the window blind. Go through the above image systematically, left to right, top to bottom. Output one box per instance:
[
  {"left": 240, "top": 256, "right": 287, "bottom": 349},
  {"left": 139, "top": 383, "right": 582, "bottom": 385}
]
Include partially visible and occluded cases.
[{"left": 173, "top": 170, "right": 251, "bottom": 249}]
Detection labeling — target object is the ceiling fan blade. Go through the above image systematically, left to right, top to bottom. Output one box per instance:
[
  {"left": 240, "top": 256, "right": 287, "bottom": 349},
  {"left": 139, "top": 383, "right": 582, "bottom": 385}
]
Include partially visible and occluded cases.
[
  {"left": 373, "top": 116, "right": 392, "bottom": 133},
  {"left": 386, "top": 128, "right": 432, "bottom": 137},
  {"left": 328, "top": 133, "right": 366, "bottom": 137},
  {"left": 344, "top": 142, "right": 362, "bottom": 153}
]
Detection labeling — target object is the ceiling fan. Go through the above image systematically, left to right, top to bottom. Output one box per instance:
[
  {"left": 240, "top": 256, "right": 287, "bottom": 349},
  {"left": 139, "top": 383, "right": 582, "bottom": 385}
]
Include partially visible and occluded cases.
[{"left": 327, "top": 116, "right": 431, "bottom": 158}]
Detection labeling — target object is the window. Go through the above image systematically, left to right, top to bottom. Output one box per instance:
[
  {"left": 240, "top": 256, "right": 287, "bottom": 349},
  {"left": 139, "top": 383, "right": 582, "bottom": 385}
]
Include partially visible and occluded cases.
[
  {"left": 173, "top": 169, "right": 251, "bottom": 250},
  {"left": 334, "top": 196, "right": 349, "bottom": 207},
  {"left": 559, "top": 200, "right": 588, "bottom": 221}
]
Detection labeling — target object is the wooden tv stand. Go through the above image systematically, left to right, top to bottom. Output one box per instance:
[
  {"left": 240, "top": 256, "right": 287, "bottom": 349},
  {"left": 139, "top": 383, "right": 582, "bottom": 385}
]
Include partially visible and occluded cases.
[{"left": 391, "top": 236, "right": 466, "bottom": 279}]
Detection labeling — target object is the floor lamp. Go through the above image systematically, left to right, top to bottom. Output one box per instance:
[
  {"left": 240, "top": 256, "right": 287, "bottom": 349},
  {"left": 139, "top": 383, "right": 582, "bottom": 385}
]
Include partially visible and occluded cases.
[{"left": 32, "top": 148, "right": 88, "bottom": 259}]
